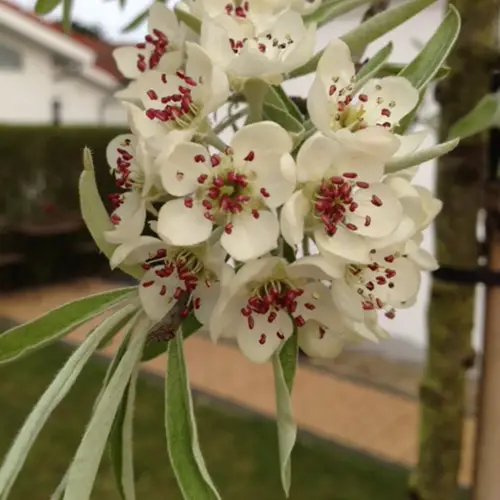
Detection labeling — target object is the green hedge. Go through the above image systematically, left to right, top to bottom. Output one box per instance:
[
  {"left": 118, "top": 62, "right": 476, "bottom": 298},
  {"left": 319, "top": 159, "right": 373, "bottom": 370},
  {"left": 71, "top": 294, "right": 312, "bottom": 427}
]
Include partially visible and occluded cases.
[{"left": 0, "top": 125, "right": 128, "bottom": 223}]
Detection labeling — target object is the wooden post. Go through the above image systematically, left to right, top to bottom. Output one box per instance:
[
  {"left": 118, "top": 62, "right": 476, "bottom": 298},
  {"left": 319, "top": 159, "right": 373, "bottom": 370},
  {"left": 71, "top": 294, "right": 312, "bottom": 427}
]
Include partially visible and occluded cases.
[{"left": 473, "top": 76, "right": 500, "bottom": 499}]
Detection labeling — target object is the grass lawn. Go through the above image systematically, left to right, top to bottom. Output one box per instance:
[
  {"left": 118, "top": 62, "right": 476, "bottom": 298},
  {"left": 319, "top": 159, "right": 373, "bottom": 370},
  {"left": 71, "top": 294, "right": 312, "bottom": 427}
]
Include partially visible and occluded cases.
[{"left": 0, "top": 340, "right": 416, "bottom": 500}]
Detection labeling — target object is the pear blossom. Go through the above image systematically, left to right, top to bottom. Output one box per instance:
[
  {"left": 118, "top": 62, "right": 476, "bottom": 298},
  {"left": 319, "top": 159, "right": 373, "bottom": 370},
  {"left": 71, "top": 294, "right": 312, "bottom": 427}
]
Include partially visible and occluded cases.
[
  {"left": 113, "top": 4, "right": 186, "bottom": 102},
  {"left": 201, "top": 10, "right": 316, "bottom": 87},
  {"left": 307, "top": 38, "right": 419, "bottom": 155},
  {"left": 136, "top": 42, "right": 230, "bottom": 143},
  {"left": 157, "top": 121, "right": 295, "bottom": 261},
  {"left": 104, "top": 133, "right": 161, "bottom": 244},
  {"left": 281, "top": 133, "right": 404, "bottom": 264},
  {"left": 110, "top": 235, "right": 230, "bottom": 325},
  {"left": 329, "top": 247, "right": 423, "bottom": 323},
  {"left": 210, "top": 256, "right": 346, "bottom": 363}
]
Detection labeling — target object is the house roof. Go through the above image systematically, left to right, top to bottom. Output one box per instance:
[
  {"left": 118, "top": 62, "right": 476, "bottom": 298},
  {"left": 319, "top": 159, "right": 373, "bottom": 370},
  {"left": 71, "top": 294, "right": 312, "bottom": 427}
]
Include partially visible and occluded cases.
[{"left": 0, "top": 0, "right": 123, "bottom": 83}]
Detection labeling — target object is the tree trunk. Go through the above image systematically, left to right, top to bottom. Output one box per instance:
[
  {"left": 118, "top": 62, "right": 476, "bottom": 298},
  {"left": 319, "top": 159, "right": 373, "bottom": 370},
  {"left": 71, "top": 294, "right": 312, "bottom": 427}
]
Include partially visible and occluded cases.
[{"left": 410, "top": 1, "right": 500, "bottom": 499}]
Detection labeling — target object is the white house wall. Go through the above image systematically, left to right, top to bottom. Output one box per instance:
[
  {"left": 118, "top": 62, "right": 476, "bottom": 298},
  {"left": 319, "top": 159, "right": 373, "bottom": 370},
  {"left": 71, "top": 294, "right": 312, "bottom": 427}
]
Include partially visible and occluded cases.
[{"left": 0, "top": 26, "right": 126, "bottom": 125}]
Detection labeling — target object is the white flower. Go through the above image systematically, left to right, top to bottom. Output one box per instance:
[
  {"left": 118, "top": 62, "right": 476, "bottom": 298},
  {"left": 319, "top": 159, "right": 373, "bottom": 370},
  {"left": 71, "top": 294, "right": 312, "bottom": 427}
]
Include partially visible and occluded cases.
[
  {"left": 113, "top": 4, "right": 186, "bottom": 101},
  {"left": 201, "top": 10, "right": 316, "bottom": 87},
  {"left": 307, "top": 38, "right": 419, "bottom": 155},
  {"left": 136, "top": 42, "right": 230, "bottom": 142},
  {"left": 157, "top": 121, "right": 295, "bottom": 261},
  {"left": 104, "top": 133, "right": 160, "bottom": 244},
  {"left": 281, "top": 133, "right": 403, "bottom": 264},
  {"left": 110, "top": 235, "right": 230, "bottom": 325},
  {"left": 329, "top": 248, "right": 422, "bottom": 323},
  {"left": 210, "top": 256, "right": 344, "bottom": 363},
  {"left": 298, "top": 304, "right": 388, "bottom": 359}
]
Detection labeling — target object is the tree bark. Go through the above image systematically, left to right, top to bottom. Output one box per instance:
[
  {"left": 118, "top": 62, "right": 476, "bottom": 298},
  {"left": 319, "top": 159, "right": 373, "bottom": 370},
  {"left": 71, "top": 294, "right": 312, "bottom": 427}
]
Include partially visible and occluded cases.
[{"left": 410, "top": 1, "right": 500, "bottom": 499}]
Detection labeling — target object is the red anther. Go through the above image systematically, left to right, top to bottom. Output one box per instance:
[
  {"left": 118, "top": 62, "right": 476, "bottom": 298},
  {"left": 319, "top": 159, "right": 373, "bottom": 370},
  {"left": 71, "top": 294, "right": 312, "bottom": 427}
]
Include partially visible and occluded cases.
[
  {"left": 329, "top": 85, "right": 337, "bottom": 96},
  {"left": 359, "top": 94, "right": 368, "bottom": 102},
  {"left": 244, "top": 151, "right": 255, "bottom": 161},
  {"left": 194, "top": 154, "right": 206, "bottom": 163},
  {"left": 211, "top": 154, "right": 221, "bottom": 167},
  {"left": 342, "top": 172, "right": 358, "bottom": 179},
  {"left": 371, "top": 195, "right": 383, "bottom": 207},
  {"left": 184, "top": 197, "right": 193, "bottom": 208},
  {"left": 364, "top": 215, "right": 371, "bottom": 227},
  {"left": 224, "top": 223, "right": 233, "bottom": 234},
  {"left": 345, "top": 223, "right": 358, "bottom": 231},
  {"left": 142, "top": 280, "right": 155, "bottom": 288},
  {"left": 268, "top": 312, "right": 277, "bottom": 323},
  {"left": 294, "top": 315, "right": 305, "bottom": 327},
  {"left": 248, "top": 316, "right": 255, "bottom": 329},
  {"left": 258, "top": 334, "right": 266, "bottom": 344}
]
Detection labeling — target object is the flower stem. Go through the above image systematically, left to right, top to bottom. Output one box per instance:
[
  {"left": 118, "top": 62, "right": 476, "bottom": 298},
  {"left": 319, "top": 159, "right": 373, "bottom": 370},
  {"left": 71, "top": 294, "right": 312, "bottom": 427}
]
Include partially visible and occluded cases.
[{"left": 243, "top": 79, "right": 269, "bottom": 124}]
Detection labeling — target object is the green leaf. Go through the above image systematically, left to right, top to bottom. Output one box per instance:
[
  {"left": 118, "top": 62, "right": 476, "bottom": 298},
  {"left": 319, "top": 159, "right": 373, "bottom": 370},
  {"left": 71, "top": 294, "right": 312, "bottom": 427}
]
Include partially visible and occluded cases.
[
  {"left": 34, "top": 0, "right": 62, "bottom": 15},
  {"left": 62, "top": 0, "right": 73, "bottom": 32},
  {"left": 289, "top": 0, "right": 437, "bottom": 79},
  {"left": 304, "top": 0, "right": 377, "bottom": 28},
  {"left": 174, "top": 6, "right": 202, "bottom": 35},
  {"left": 398, "top": 6, "right": 460, "bottom": 90},
  {"left": 354, "top": 42, "right": 393, "bottom": 90},
  {"left": 377, "top": 63, "right": 449, "bottom": 80},
  {"left": 266, "top": 86, "right": 303, "bottom": 121},
  {"left": 448, "top": 94, "right": 500, "bottom": 141},
  {"left": 263, "top": 103, "right": 304, "bottom": 137},
  {"left": 385, "top": 138, "right": 459, "bottom": 174},
  {"left": 80, "top": 148, "right": 144, "bottom": 280},
  {"left": 0, "top": 287, "right": 135, "bottom": 365},
  {"left": 0, "top": 305, "right": 136, "bottom": 500},
  {"left": 93, "top": 306, "right": 139, "bottom": 350},
  {"left": 63, "top": 317, "right": 149, "bottom": 500},
  {"left": 165, "top": 331, "right": 221, "bottom": 499},
  {"left": 272, "top": 335, "right": 298, "bottom": 497},
  {"left": 109, "top": 361, "right": 140, "bottom": 500}
]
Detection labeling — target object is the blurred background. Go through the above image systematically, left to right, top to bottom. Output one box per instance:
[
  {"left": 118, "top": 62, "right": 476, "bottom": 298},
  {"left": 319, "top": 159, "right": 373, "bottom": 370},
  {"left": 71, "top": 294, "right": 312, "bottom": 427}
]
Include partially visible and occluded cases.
[{"left": 0, "top": 0, "right": 493, "bottom": 498}]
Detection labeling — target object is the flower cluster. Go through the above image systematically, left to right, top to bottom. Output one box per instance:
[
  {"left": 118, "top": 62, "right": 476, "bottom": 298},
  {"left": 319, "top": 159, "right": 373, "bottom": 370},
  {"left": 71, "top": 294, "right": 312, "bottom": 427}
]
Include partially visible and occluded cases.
[{"left": 105, "top": 0, "right": 443, "bottom": 364}]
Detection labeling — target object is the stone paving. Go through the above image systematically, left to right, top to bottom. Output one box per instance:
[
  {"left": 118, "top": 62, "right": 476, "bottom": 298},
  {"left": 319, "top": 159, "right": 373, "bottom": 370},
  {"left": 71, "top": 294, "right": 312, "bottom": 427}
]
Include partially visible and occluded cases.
[{"left": 0, "top": 277, "right": 475, "bottom": 485}]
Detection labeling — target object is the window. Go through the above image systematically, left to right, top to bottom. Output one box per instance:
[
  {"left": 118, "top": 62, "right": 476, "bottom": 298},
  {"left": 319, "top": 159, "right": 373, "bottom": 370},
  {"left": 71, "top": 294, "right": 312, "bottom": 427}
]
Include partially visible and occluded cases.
[{"left": 0, "top": 45, "right": 22, "bottom": 70}]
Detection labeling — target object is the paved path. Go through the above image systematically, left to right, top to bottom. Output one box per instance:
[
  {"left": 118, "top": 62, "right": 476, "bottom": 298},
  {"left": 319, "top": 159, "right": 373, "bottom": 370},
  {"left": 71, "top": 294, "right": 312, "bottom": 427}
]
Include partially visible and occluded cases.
[{"left": 0, "top": 278, "right": 475, "bottom": 485}]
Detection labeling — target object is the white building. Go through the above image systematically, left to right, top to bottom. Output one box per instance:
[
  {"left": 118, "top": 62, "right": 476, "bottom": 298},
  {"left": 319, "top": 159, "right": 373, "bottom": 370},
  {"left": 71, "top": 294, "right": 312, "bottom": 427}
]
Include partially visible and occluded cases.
[{"left": 0, "top": 0, "right": 127, "bottom": 125}]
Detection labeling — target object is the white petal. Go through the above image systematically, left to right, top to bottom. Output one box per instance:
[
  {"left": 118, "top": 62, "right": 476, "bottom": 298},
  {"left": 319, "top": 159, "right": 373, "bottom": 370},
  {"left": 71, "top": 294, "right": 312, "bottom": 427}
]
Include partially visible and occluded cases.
[
  {"left": 148, "top": 3, "right": 180, "bottom": 38},
  {"left": 200, "top": 15, "right": 240, "bottom": 68},
  {"left": 317, "top": 38, "right": 355, "bottom": 88},
  {"left": 113, "top": 47, "right": 144, "bottom": 79},
  {"left": 307, "top": 76, "right": 331, "bottom": 135},
  {"left": 361, "top": 76, "right": 419, "bottom": 128},
  {"left": 231, "top": 121, "right": 293, "bottom": 157},
  {"left": 333, "top": 127, "right": 400, "bottom": 164},
  {"left": 393, "top": 130, "right": 428, "bottom": 158},
  {"left": 296, "top": 133, "right": 337, "bottom": 183},
  {"left": 106, "top": 134, "right": 136, "bottom": 171},
  {"left": 161, "top": 142, "right": 210, "bottom": 196},
  {"left": 280, "top": 151, "right": 297, "bottom": 184},
  {"left": 251, "top": 153, "right": 296, "bottom": 208},
  {"left": 348, "top": 183, "right": 402, "bottom": 238},
  {"left": 280, "top": 190, "right": 309, "bottom": 247},
  {"left": 105, "top": 194, "right": 146, "bottom": 244},
  {"left": 157, "top": 198, "right": 213, "bottom": 246},
  {"left": 221, "top": 211, "right": 279, "bottom": 261},
  {"left": 369, "top": 216, "right": 416, "bottom": 250},
  {"left": 314, "top": 225, "right": 370, "bottom": 264},
  {"left": 110, "top": 236, "right": 164, "bottom": 269},
  {"left": 406, "top": 242, "right": 438, "bottom": 271},
  {"left": 289, "top": 254, "right": 344, "bottom": 280},
  {"left": 229, "top": 256, "right": 283, "bottom": 296},
  {"left": 139, "top": 269, "right": 181, "bottom": 321},
  {"left": 193, "top": 279, "right": 222, "bottom": 325},
  {"left": 331, "top": 279, "right": 364, "bottom": 322},
  {"left": 296, "top": 281, "right": 339, "bottom": 329},
  {"left": 236, "top": 310, "right": 293, "bottom": 364},
  {"left": 298, "top": 321, "right": 345, "bottom": 359}
]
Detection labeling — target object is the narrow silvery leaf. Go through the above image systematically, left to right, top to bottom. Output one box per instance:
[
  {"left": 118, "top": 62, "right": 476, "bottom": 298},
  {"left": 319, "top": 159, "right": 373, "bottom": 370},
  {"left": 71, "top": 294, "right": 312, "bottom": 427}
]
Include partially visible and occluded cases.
[
  {"left": 35, "top": 0, "right": 61, "bottom": 14},
  {"left": 62, "top": 0, "right": 73, "bottom": 32},
  {"left": 289, "top": 0, "right": 436, "bottom": 79},
  {"left": 305, "top": 0, "right": 377, "bottom": 28},
  {"left": 175, "top": 5, "right": 202, "bottom": 35},
  {"left": 398, "top": 5, "right": 460, "bottom": 90},
  {"left": 354, "top": 42, "right": 393, "bottom": 91},
  {"left": 378, "top": 63, "right": 449, "bottom": 80},
  {"left": 265, "top": 86, "right": 303, "bottom": 121},
  {"left": 448, "top": 94, "right": 500, "bottom": 141},
  {"left": 263, "top": 104, "right": 304, "bottom": 136},
  {"left": 385, "top": 138, "right": 459, "bottom": 173},
  {"left": 80, "top": 147, "right": 143, "bottom": 280},
  {"left": 0, "top": 287, "right": 135, "bottom": 364},
  {"left": 0, "top": 305, "right": 136, "bottom": 500},
  {"left": 63, "top": 316, "right": 149, "bottom": 500},
  {"left": 165, "top": 332, "right": 221, "bottom": 500},
  {"left": 272, "top": 335, "right": 298, "bottom": 498},
  {"left": 110, "top": 362, "right": 140, "bottom": 500},
  {"left": 50, "top": 473, "right": 68, "bottom": 500}
]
